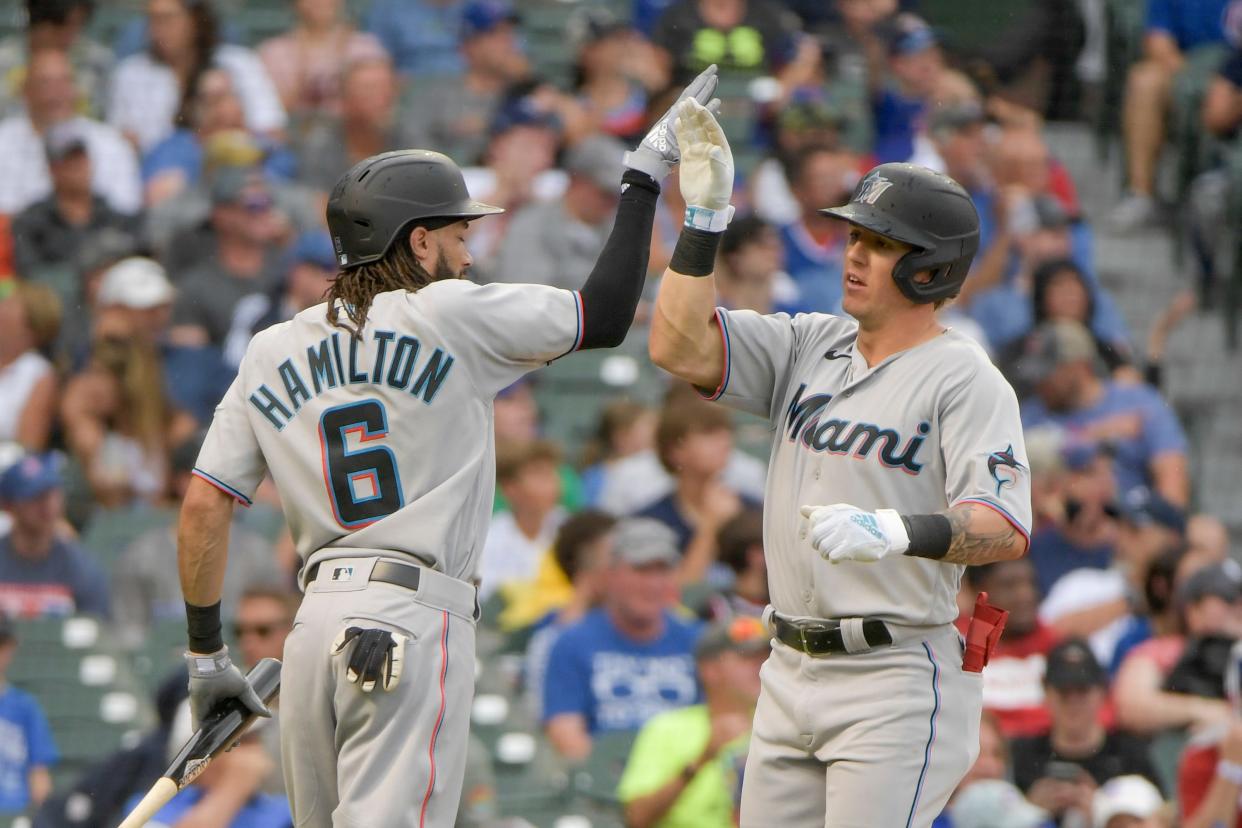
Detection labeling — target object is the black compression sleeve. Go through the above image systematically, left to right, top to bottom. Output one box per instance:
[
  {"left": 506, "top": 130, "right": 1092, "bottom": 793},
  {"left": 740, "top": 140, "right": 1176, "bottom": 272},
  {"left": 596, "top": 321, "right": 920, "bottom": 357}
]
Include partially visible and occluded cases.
[
  {"left": 577, "top": 169, "right": 660, "bottom": 350},
  {"left": 186, "top": 600, "right": 224, "bottom": 653}
]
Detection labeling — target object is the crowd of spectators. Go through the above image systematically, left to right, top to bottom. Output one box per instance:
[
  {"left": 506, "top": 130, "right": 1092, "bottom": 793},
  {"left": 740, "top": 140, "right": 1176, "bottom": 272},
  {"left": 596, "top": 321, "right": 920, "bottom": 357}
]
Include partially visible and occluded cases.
[{"left": 0, "top": 0, "right": 1236, "bottom": 826}]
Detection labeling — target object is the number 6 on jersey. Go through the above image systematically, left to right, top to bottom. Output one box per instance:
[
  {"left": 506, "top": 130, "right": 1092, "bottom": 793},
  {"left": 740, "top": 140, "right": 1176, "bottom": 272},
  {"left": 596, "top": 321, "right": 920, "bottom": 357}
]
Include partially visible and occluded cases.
[{"left": 319, "top": 400, "right": 404, "bottom": 528}]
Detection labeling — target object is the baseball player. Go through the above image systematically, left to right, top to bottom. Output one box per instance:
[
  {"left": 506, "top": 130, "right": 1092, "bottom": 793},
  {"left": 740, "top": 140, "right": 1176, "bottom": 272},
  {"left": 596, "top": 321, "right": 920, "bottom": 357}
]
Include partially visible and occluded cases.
[
  {"left": 175, "top": 67, "right": 726, "bottom": 827},
  {"left": 650, "top": 102, "right": 1033, "bottom": 828}
]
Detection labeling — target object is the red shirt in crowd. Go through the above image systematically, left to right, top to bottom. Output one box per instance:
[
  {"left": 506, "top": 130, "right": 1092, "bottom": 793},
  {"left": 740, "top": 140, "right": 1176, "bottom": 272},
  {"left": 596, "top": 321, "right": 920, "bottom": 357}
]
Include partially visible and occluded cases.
[{"left": 1179, "top": 727, "right": 1242, "bottom": 828}]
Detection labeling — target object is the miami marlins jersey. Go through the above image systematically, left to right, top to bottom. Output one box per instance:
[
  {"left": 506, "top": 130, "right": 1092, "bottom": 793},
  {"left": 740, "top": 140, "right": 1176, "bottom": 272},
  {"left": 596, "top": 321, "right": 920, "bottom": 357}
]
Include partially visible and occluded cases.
[
  {"left": 193, "top": 280, "right": 583, "bottom": 582},
  {"left": 703, "top": 308, "right": 1032, "bottom": 627}
]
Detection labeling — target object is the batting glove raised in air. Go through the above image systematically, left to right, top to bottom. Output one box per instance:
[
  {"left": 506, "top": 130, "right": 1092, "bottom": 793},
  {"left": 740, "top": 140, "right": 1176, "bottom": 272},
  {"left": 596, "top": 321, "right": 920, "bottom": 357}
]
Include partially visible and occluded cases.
[
  {"left": 624, "top": 63, "right": 721, "bottom": 182},
  {"left": 673, "top": 97, "right": 735, "bottom": 231},
  {"left": 800, "top": 504, "right": 911, "bottom": 564},
  {"left": 332, "top": 626, "right": 407, "bottom": 693},
  {"left": 185, "top": 647, "right": 271, "bottom": 730}
]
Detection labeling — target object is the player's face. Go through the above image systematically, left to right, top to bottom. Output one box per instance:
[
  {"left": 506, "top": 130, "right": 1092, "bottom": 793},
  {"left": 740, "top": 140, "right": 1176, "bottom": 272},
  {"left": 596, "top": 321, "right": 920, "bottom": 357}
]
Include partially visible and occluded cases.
[
  {"left": 423, "top": 220, "right": 474, "bottom": 280},
  {"left": 841, "top": 226, "right": 917, "bottom": 324}
]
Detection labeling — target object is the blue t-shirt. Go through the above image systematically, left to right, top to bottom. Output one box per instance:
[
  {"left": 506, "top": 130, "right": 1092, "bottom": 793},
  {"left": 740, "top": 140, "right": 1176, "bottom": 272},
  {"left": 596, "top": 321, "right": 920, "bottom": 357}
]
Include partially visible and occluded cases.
[
  {"left": 366, "top": 0, "right": 465, "bottom": 77},
  {"left": 1146, "top": 0, "right": 1231, "bottom": 50},
  {"left": 872, "top": 85, "right": 926, "bottom": 164},
  {"left": 142, "top": 131, "right": 296, "bottom": 187},
  {"left": 778, "top": 222, "right": 845, "bottom": 314},
  {"left": 1021, "top": 382, "right": 1188, "bottom": 501},
  {"left": 1028, "top": 526, "right": 1115, "bottom": 598},
  {"left": 0, "top": 538, "right": 111, "bottom": 619},
  {"left": 542, "top": 608, "right": 703, "bottom": 734},
  {"left": 0, "top": 686, "right": 58, "bottom": 812},
  {"left": 124, "top": 786, "right": 291, "bottom": 827}
]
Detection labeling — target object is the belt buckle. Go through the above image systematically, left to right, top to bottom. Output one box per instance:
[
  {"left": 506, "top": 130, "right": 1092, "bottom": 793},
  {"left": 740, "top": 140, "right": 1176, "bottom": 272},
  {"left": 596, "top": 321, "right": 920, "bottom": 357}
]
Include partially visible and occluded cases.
[{"left": 799, "top": 621, "right": 833, "bottom": 654}]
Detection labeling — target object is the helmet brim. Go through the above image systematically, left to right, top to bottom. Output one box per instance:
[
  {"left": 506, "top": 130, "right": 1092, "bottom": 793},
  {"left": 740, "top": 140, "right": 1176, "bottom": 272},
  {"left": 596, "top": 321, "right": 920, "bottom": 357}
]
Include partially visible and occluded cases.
[{"left": 819, "top": 203, "right": 926, "bottom": 249}]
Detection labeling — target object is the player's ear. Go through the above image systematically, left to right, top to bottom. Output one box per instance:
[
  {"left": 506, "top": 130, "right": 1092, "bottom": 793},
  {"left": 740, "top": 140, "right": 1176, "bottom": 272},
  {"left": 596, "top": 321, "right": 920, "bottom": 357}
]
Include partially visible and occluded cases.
[{"left": 407, "top": 225, "right": 433, "bottom": 268}]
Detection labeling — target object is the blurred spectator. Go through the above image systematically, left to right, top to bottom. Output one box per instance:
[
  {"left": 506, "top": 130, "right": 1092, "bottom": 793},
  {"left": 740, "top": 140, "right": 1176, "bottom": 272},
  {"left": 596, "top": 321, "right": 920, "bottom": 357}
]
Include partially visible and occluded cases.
[
  {"left": 0, "top": 0, "right": 113, "bottom": 120},
  {"left": 108, "top": 0, "right": 286, "bottom": 154},
  {"left": 257, "top": 0, "right": 387, "bottom": 119},
  {"left": 365, "top": 0, "right": 467, "bottom": 78},
  {"left": 400, "top": 0, "right": 530, "bottom": 165},
  {"left": 650, "top": 0, "right": 798, "bottom": 87},
  {"left": 1111, "top": 0, "right": 1233, "bottom": 231},
  {"left": 568, "top": 7, "right": 661, "bottom": 144},
  {"left": 0, "top": 48, "right": 141, "bottom": 216},
  {"left": 294, "top": 58, "right": 399, "bottom": 193},
  {"left": 143, "top": 67, "right": 297, "bottom": 206},
  {"left": 749, "top": 100, "right": 845, "bottom": 227},
  {"left": 12, "top": 121, "right": 139, "bottom": 288},
  {"left": 493, "top": 135, "right": 625, "bottom": 289},
  {"left": 779, "top": 144, "right": 857, "bottom": 313},
  {"left": 166, "top": 167, "right": 289, "bottom": 365},
  {"left": 715, "top": 214, "right": 798, "bottom": 315},
  {"left": 253, "top": 230, "right": 336, "bottom": 331},
  {"left": 61, "top": 260, "right": 198, "bottom": 507},
  {"left": 0, "top": 282, "right": 60, "bottom": 452},
  {"left": 1017, "top": 320, "right": 1189, "bottom": 508},
  {"left": 638, "top": 398, "right": 756, "bottom": 585},
  {"left": 580, "top": 400, "right": 657, "bottom": 508},
  {"left": 111, "top": 433, "right": 285, "bottom": 649},
  {"left": 479, "top": 439, "right": 566, "bottom": 602},
  {"left": 0, "top": 453, "right": 110, "bottom": 618},
  {"left": 705, "top": 509, "right": 768, "bottom": 620},
  {"left": 524, "top": 511, "right": 616, "bottom": 718},
  {"left": 542, "top": 518, "right": 702, "bottom": 760},
  {"left": 1110, "top": 548, "right": 1185, "bottom": 675},
  {"left": 962, "top": 558, "right": 1059, "bottom": 738},
  {"left": 1113, "top": 560, "right": 1242, "bottom": 734},
  {"left": 232, "top": 587, "right": 298, "bottom": 796},
  {"left": 0, "top": 615, "right": 56, "bottom": 812},
  {"left": 617, "top": 616, "right": 767, "bottom": 828},
  {"left": 1012, "top": 640, "right": 1159, "bottom": 823},
  {"left": 1178, "top": 640, "right": 1242, "bottom": 828},
  {"left": 125, "top": 701, "right": 289, "bottom": 827},
  {"left": 933, "top": 711, "right": 1017, "bottom": 827},
  {"left": 1092, "top": 775, "right": 1164, "bottom": 828},
  {"left": 948, "top": 779, "right": 1051, "bottom": 828}
]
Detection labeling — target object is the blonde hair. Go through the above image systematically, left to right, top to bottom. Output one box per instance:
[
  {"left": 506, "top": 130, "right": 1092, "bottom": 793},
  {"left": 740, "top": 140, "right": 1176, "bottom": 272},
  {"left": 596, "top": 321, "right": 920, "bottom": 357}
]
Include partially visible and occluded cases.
[{"left": 14, "top": 282, "right": 62, "bottom": 352}]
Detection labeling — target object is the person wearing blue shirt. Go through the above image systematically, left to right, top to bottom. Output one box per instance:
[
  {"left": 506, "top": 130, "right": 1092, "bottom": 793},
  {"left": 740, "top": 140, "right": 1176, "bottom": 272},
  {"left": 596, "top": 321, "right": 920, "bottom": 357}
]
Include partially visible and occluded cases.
[
  {"left": 366, "top": 0, "right": 466, "bottom": 78},
  {"left": 1111, "top": 0, "right": 1233, "bottom": 231},
  {"left": 777, "top": 144, "right": 855, "bottom": 314},
  {"left": 1016, "top": 321, "right": 1189, "bottom": 510},
  {"left": 0, "top": 454, "right": 111, "bottom": 619},
  {"left": 542, "top": 518, "right": 703, "bottom": 760},
  {"left": 0, "top": 616, "right": 57, "bottom": 813}
]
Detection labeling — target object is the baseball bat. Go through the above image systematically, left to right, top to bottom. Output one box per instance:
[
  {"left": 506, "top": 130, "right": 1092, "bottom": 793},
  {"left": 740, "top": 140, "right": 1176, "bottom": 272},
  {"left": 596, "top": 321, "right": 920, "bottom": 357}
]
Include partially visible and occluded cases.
[{"left": 117, "top": 657, "right": 283, "bottom": 828}]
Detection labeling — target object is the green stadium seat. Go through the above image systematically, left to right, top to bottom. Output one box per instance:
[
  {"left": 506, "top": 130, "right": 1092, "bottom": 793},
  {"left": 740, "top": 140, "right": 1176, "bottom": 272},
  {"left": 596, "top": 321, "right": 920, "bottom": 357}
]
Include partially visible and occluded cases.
[{"left": 568, "top": 729, "right": 636, "bottom": 806}]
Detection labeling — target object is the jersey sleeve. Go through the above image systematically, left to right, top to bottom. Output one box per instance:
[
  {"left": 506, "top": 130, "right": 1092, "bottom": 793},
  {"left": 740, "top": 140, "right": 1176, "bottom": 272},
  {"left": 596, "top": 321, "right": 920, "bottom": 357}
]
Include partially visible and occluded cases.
[
  {"left": 424, "top": 282, "right": 582, "bottom": 397},
  {"left": 699, "top": 308, "right": 799, "bottom": 421},
  {"left": 193, "top": 357, "right": 268, "bottom": 506},
  {"left": 939, "top": 363, "right": 1033, "bottom": 548}
]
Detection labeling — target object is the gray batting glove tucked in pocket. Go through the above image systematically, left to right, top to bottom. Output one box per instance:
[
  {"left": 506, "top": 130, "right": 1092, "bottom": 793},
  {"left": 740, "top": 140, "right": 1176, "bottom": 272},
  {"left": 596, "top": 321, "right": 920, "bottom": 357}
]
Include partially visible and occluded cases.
[
  {"left": 332, "top": 626, "right": 407, "bottom": 693},
  {"left": 185, "top": 647, "right": 271, "bottom": 730}
]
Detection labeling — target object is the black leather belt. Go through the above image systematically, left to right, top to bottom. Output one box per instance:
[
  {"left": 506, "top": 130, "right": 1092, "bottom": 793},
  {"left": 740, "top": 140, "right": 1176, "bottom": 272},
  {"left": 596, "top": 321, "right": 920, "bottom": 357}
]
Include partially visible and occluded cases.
[
  {"left": 305, "top": 560, "right": 421, "bottom": 592},
  {"left": 772, "top": 614, "right": 892, "bottom": 656}
]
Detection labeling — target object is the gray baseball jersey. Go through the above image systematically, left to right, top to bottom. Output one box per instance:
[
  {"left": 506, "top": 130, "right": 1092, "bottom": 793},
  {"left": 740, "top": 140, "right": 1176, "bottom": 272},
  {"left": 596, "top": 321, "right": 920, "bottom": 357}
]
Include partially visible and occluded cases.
[
  {"left": 193, "top": 280, "right": 583, "bottom": 582},
  {"left": 703, "top": 308, "right": 1032, "bottom": 627}
]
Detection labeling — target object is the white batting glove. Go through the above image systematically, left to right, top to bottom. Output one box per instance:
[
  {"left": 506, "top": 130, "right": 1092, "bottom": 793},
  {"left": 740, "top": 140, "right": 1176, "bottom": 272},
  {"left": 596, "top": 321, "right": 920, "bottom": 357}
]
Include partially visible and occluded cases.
[
  {"left": 624, "top": 64, "right": 721, "bottom": 182},
  {"left": 673, "top": 98, "right": 735, "bottom": 232},
  {"left": 799, "top": 504, "right": 910, "bottom": 564}
]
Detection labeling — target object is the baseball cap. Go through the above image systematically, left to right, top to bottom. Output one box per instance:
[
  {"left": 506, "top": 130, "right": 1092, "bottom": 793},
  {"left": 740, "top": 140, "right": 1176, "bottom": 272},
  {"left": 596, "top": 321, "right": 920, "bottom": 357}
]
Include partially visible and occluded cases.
[
  {"left": 461, "top": 0, "right": 520, "bottom": 40},
  {"left": 566, "top": 6, "right": 629, "bottom": 50},
  {"left": 883, "top": 13, "right": 938, "bottom": 57},
  {"left": 489, "top": 88, "right": 562, "bottom": 137},
  {"left": 44, "top": 119, "right": 88, "bottom": 163},
  {"left": 203, "top": 129, "right": 265, "bottom": 169},
  {"left": 565, "top": 135, "right": 626, "bottom": 192},
  {"left": 210, "top": 165, "right": 268, "bottom": 208},
  {"left": 291, "top": 230, "right": 338, "bottom": 271},
  {"left": 97, "top": 257, "right": 174, "bottom": 310},
  {"left": 1014, "top": 320, "right": 1097, "bottom": 386},
  {"left": 0, "top": 453, "right": 63, "bottom": 503},
  {"left": 612, "top": 518, "right": 680, "bottom": 567},
  {"left": 1177, "top": 559, "right": 1242, "bottom": 607},
  {"left": 695, "top": 616, "right": 770, "bottom": 661},
  {"left": 1044, "top": 638, "right": 1106, "bottom": 690},
  {"left": 1092, "top": 775, "right": 1163, "bottom": 828},
  {"left": 951, "top": 780, "right": 1050, "bottom": 828}
]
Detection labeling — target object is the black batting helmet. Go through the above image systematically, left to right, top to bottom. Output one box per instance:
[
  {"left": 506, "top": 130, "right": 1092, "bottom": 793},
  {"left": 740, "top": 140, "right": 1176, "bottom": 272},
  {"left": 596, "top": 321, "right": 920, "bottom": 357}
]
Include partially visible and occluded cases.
[
  {"left": 326, "top": 150, "right": 503, "bottom": 270},
  {"left": 820, "top": 163, "right": 979, "bottom": 303}
]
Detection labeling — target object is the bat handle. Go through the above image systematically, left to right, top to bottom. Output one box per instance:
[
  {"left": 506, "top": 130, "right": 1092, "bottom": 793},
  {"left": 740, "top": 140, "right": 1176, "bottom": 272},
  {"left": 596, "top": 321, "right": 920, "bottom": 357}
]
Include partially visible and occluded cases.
[{"left": 118, "top": 777, "right": 179, "bottom": 828}]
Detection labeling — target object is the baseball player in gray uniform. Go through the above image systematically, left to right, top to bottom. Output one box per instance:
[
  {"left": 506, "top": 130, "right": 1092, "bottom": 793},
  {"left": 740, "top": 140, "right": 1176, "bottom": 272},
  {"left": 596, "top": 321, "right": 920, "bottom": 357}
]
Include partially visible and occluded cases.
[
  {"left": 175, "top": 68, "right": 727, "bottom": 827},
  {"left": 650, "top": 103, "right": 1033, "bottom": 827}
]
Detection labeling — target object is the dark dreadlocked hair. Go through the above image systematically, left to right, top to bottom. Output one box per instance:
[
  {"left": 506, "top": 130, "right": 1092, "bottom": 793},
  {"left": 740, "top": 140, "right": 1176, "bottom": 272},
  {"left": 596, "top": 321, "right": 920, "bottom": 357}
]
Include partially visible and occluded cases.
[{"left": 325, "top": 237, "right": 435, "bottom": 338}]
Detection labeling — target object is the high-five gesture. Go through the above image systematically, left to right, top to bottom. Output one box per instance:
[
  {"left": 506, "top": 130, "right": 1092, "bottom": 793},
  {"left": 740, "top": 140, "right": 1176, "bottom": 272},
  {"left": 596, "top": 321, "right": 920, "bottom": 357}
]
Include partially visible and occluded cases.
[
  {"left": 624, "top": 64, "right": 720, "bottom": 182},
  {"left": 672, "top": 97, "right": 735, "bottom": 231}
]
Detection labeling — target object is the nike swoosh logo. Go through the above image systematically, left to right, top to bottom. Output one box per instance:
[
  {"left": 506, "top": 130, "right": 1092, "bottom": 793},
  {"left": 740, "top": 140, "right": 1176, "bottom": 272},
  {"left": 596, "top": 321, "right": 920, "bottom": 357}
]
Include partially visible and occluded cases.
[{"left": 824, "top": 349, "right": 850, "bottom": 361}]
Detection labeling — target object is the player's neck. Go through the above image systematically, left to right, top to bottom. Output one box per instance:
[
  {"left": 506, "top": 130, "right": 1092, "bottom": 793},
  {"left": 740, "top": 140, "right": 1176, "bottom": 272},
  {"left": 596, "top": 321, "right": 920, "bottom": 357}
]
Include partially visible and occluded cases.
[{"left": 855, "top": 311, "right": 943, "bottom": 366}]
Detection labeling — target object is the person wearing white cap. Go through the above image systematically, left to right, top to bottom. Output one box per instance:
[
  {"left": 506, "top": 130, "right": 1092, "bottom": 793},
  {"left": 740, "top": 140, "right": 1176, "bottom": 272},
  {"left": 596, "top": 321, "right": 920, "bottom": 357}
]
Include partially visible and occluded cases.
[
  {"left": 96, "top": 256, "right": 176, "bottom": 346},
  {"left": 1091, "top": 774, "right": 1163, "bottom": 828}
]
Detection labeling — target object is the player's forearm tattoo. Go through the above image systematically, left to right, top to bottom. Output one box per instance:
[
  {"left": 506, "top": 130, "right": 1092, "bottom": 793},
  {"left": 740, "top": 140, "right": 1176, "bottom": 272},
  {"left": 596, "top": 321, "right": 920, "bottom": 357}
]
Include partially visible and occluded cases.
[{"left": 938, "top": 504, "right": 1020, "bottom": 565}]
